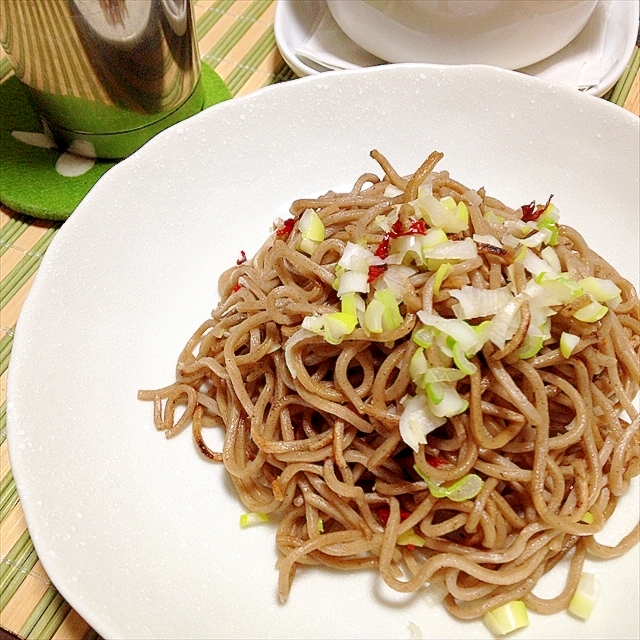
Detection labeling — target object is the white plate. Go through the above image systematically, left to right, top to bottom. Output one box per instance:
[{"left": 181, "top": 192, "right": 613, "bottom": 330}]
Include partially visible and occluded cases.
[
  {"left": 274, "top": 0, "right": 639, "bottom": 97},
  {"left": 7, "top": 64, "right": 640, "bottom": 640}
]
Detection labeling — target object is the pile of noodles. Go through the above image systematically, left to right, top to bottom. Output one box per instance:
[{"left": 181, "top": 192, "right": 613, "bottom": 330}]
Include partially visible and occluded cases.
[{"left": 140, "top": 151, "right": 639, "bottom": 620}]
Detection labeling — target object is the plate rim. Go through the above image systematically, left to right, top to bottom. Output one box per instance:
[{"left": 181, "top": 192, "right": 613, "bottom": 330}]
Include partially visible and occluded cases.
[{"left": 7, "top": 62, "right": 640, "bottom": 639}]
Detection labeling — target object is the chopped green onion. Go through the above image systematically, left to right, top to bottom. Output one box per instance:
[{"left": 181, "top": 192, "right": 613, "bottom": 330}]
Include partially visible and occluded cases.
[
  {"left": 412, "top": 188, "right": 470, "bottom": 233},
  {"left": 440, "top": 195, "right": 457, "bottom": 210},
  {"left": 299, "top": 208, "right": 325, "bottom": 243},
  {"left": 484, "top": 209, "right": 505, "bottom": 224},
  {"left": 537, "top": 213, "right": 559, "bottom": 245},
  {"left": 298, "top": 238, "right": 318, "bottom": 255},
  {"left": 423, "top": 238, "right": 478, "bottom": 263},
  {"left": 338, "top": 242, "right": 374, "bottom": 273},
  {"left": 540, "top": 245, "right": 562, "bottom": 273},
  {"left": 433, "top": 263, "right": 453, "bottom": 295},
  {"left": 337, "top": 269, "right": 369, "bottom": 298},
  {"left": 579, "top": 276, "right": 622, "bottom": 308},
  {"left": 449, "top": 285, "right": 514, "bottom": 321},
  {"left": 375, "top": 288, "right": 403, "bottom": 331},
  {"left": 340, "top": 292, "right": 358, "bottom": 319},
  {"left": 364, "top": 298, "right": 384, "bottom": 333},
  {"left": 573, "top": 300, "right": 608, "bottom": 323},
  {"left": 417, "top": 311, "right": 486, "bottom": 355},
  {"left": 323, "top": 312, "right": 358, "bottom": 344},
  {"left": 413, "top": 327, "right": 434, "bottom": 349},
  {"left": 560, "top": 332, "right": 580, "bottom": 358},
  {"left": 516, "top": 334, "right": 544, "bottom": 360},
  {"left": 452, "top": 341, "right": 477, "bottom": 375},
  {"left": 410, "top": 348, "right": 429, "bottom": 385},
  {"left": 423, "top": 367, "right": 467, "bottom": 383},
  {"left": 424, "top": 381, "right": 445, "bottom": 405},
  {"left": 429, "top": 386, "right": 468, "bottom": 418},
  {"left": 399, "top": 394, "right": 446, "bottom": 451},
  {"left": 413, "top": 466, "right": 484, "bottom": 502},
  {"left": 580, "top": 511, "right": 594, "bottom": 524},
  {"left": 240, "top": 512, "right": 269, "bottom": 528},
  {"left": 317, "top": 518, "right": 324, "bottom": 533},
  {"left": 397, "top": 528, "right": 425, "bottom": 547},
  {"left": 568, "top": 573, "right": 600, "bottom": 620},
  {"left": 483, "top": 600, "right": 529, "bottom": 636}
]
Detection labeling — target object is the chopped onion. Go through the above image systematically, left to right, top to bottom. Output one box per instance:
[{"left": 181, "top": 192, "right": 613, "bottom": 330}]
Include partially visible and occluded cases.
[{"left": 452, "top": 341, "right": 477, "bottom": 375}]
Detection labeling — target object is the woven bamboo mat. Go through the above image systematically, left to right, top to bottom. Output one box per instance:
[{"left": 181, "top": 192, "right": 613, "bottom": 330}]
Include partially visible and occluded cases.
[{"left": 1, "top": 2, "right": 638, "bottom": 638}]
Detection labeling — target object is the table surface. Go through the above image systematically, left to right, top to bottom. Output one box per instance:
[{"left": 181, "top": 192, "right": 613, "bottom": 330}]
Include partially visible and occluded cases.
[{"left": 1, "top": 2, "right": 638, "bottom": 639}]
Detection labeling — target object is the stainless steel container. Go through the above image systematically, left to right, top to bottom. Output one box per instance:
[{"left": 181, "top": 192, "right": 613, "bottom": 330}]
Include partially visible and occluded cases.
[{"left": 0, "top": 0, "right": 204, "bottom": 158}]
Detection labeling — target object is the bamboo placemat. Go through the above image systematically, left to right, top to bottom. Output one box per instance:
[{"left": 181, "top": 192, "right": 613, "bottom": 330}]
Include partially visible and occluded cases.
[{"left": 1, "top": 3, "right": 638, "bottom": 638}]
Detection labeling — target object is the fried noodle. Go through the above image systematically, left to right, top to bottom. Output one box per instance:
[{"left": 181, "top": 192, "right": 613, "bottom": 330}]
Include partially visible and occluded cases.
[{"left": 139, "top": 151, "right": 639, "bottom": 619}]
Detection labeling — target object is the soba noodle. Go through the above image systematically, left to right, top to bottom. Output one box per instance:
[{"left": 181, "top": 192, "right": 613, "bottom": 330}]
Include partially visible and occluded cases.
[{"left": 140, "top": 151, "right": 639, "bottom": 622}]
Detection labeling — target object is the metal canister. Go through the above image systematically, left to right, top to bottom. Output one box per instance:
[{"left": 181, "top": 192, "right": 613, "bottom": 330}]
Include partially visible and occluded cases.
[{"left": 0, "top": 0, "right": 203, "bottom": 158}]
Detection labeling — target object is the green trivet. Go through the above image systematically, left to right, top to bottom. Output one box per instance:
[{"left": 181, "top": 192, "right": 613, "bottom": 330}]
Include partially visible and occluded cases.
[{"left": 0, "top": 64, "right": 231, "bottom": 221}]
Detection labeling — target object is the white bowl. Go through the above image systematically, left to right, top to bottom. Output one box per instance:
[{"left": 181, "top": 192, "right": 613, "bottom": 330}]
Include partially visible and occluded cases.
[{"left": 326, "top": 0, "right": 599, "bottom": 70}]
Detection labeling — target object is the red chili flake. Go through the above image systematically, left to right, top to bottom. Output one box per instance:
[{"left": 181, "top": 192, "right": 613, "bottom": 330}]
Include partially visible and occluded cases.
[
  {"left": 522, "top": 194, "right": 554, "bottom": 222},
  {"left": 520, "top": 201, "right": 538, "bottom": 222},
  {"left": 276, "top": 218, "right": 295, "bottom": 237},
  {"left": 390, "top": 219, "right": 404, "bottom": 238},
  {"left": 405, "top": 219, "right": 427, "bottom": 235},
  {"left": 374, "top": 234, "right": 391, "bottom": 259},
  {"left": 236, "top": 250, "right": 247, "bottom": 265},
  {"left": 367, "top": 264, "right": 388, "bottom": 283},
  {"left": 232, "top": 283, "right": 242, "bottom": 292},
  {"left": 425, "top": 455, "right": 449, "bottom": 468},
  {"left": 376, "top": 505, "right": 411, "bottom": 525},
  {"left": 406, "top": 544, "right": 416, "bottom": 552}
]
